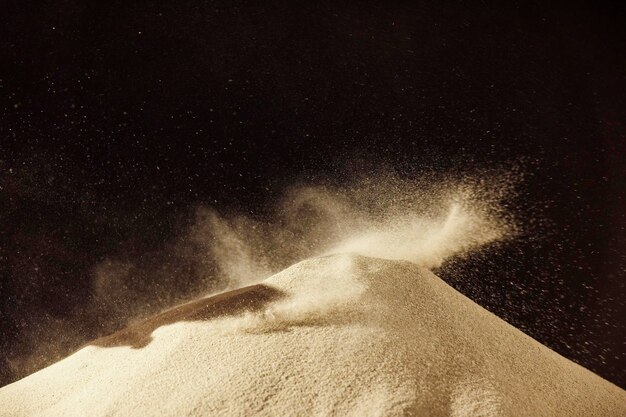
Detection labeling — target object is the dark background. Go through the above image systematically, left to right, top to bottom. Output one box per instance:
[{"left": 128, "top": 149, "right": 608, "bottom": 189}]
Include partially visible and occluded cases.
[{"left": 1, "top": 0, "right": 625, "bottom": 388}]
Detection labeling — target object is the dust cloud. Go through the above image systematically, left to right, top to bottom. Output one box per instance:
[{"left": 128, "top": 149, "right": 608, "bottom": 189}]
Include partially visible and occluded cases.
[
  {"left": 7, "top": 169, "right": 518, "bottom": 381},
  {"left": 181, "top": 170, "right": 516, "bottom": 290}
]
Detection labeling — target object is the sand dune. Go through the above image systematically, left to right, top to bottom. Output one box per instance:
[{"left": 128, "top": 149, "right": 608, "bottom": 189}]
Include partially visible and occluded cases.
[{"left": 1, "top": 254, "right": 624, "bottom": 416}]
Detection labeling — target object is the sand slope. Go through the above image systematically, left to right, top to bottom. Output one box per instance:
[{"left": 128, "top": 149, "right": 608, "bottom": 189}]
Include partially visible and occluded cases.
[{"left": 1, "top": 254, "right": 624, "bottom": 416}]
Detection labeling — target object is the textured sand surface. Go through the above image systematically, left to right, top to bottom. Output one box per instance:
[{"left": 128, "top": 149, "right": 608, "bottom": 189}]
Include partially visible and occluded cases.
[{"left": 1, "top": 254, "right": 624, "bottom": 416}]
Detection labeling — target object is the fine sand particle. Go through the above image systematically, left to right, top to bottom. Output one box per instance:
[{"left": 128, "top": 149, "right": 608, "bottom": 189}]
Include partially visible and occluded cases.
[{"left": 1, "top": 254, "right": 624, "bottom": 416}]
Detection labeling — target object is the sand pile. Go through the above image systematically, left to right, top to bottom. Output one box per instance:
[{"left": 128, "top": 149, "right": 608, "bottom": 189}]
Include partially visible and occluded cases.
[{"left": 1, "top": 254, "right": 624, "bottom": 416}]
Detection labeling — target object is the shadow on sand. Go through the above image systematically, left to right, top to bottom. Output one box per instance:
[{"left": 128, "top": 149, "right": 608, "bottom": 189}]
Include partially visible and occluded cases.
[{"left": 90, "top": 284, "right": 285, "bottom": 349}]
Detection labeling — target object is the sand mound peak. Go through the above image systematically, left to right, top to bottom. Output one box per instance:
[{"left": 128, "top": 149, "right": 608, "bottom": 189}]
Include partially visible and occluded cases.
[{"left": 1, "top": 254, "right": 624, "bottom": 416}]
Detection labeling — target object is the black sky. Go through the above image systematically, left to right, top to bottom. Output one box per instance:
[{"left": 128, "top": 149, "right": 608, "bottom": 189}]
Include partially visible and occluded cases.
[{"left": 1, "top": 0, "right": 625, "bottom": 388}]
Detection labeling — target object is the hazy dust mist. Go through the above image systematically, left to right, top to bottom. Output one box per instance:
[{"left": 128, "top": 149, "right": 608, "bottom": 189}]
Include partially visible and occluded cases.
[
  {"left": 7, "top": 171, "right": 517, "bottom": 380},
  {"left": 185, "top": 172, "right": 515, "bottom": 290}
]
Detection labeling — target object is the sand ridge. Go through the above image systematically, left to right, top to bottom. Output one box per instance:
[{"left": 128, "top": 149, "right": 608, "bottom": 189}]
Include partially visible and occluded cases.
[{"left": 0, "top": 254, "right": 624, "bottom": 416}]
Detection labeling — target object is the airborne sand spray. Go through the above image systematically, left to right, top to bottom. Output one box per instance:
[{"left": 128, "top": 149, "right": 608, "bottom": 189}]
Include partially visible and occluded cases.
[
  {"left": 7, "top": 169, "right": 519, "bottom": 382},
  {"left": 159, "top": 170, "right": 519, "bottom": 336},
  {"left": 185, "top": 170, "right": 517, "bottom": 290}
]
